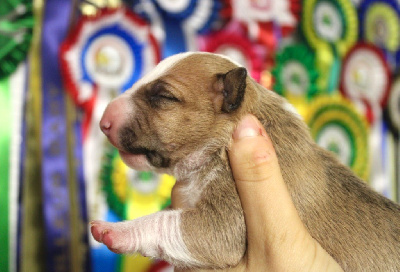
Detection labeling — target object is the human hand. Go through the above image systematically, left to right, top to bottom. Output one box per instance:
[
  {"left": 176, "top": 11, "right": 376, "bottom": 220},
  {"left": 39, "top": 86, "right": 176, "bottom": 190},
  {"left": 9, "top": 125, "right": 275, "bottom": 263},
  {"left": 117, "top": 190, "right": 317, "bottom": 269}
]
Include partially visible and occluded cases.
[
  {"left": 176, "top": 114, "right": 342, "bottom": 272},
  {"left": 176, "top": 114, "right": 343, "bottom": 272},
  {"left": 226, "top": 114, "right": 343, "bottom": 272}
]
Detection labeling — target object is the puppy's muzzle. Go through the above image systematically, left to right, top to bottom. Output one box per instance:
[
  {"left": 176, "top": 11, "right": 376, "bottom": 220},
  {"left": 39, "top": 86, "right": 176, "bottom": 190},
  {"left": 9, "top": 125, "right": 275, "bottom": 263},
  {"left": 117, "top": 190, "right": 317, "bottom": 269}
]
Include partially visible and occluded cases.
[{"left": 100, "top": 96, "right": 130, "bottom": 149}]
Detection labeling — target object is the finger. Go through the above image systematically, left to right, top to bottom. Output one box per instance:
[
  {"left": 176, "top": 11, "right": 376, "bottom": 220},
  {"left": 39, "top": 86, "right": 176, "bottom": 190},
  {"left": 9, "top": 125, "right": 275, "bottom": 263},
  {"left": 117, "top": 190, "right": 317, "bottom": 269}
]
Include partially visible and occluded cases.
[{"left": 228, "top": 115, "right": 312, "bottom": 266}]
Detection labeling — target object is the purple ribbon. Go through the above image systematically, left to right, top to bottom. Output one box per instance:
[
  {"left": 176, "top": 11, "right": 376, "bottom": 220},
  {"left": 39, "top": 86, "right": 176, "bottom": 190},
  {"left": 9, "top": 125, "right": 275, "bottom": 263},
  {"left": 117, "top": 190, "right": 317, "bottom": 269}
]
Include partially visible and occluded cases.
[
  {"left": 41, "top": 0, "right": 72, "bottom": 271},
  {"left": 74, "top": 115, "right": 92, "bottom": 271}
]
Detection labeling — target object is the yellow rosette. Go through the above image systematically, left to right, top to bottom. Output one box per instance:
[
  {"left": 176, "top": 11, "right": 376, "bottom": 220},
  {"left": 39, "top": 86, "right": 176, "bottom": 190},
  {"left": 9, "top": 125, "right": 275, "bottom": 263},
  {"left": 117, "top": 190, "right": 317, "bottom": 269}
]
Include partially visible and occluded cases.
[
  {"left": 302, "top": 0, "right": 358, "bottom": 92},
  {"left": 305, "top": 95, "right": 370, "bottom": 181}
]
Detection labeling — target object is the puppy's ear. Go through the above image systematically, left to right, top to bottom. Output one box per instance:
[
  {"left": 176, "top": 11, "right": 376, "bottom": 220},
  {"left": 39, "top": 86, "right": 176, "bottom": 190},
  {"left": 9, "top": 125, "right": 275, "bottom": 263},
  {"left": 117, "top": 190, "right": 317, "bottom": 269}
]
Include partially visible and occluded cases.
[{"left": 213, "top": 67, "right": 247, "bottom": 113}]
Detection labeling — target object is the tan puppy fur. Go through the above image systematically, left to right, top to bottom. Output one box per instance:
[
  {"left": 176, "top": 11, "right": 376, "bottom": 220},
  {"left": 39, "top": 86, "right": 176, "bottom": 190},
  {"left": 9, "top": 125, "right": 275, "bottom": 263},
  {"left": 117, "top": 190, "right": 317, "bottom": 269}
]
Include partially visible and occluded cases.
[{"left": 91, "top": 52, "right": 400, "bottom": 271}]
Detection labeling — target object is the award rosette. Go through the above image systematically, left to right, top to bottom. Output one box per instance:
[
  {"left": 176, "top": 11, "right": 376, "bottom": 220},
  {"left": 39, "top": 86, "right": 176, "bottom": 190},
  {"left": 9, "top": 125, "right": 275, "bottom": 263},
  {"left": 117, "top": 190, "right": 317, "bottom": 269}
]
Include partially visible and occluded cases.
[
  {"left": 0, "top": 0, "right": 34, "bottom": 78},
  {"left": 133, "top": 0, "right": 221, "bottom": 57},
  {"left": 229, "top": 0, "right": 301, "bottom": 49},
  {"left": 302, "top": 0, "right": 357, "bottom": 93},
  {"left": 302, "top": 0, "right": 357, "bottom": 56},
  {"left": 359, "top": 0, "right": 400, "bottom": 70},
  {"left": 60, "top": 8, "right": 160, "bottom": 115},
  {"left": 198, "top": 22, "right": 267, "bottom": 82},
  {"left": 340, "top": 42, "right": 391, "bottom": 117},
  {"left": 272, "top": 44, "right": 319, "bottom": 115},
  {"left": 387, "top": 77, "right": 400, "bottom": 135},
  {"left": 305, "top": 95, "right": 370, "bottom": 181}
]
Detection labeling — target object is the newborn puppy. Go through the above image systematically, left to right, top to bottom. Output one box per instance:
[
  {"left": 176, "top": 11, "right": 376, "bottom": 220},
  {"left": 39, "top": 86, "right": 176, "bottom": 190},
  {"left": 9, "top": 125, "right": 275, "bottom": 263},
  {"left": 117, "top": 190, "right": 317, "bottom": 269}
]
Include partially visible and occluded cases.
[{"left": 91, "top": 52, "right": 400, "bottom": 271}]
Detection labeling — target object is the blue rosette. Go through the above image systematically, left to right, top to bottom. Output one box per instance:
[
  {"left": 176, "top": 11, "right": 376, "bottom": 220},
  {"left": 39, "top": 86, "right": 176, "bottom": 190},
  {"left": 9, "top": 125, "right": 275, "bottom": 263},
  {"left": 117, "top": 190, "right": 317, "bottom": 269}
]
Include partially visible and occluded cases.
[
  {"left": 133, "top": 0, "right": 221, "bottom": 57},
  {"left": 359, "top": 0, "right": 400, "bottom": 71},
  {"left": 60, "top": 8, "right": 161, "bottom": 138},
  {"left": 61, "top": 8, "right": 161, "bottom": 106}
]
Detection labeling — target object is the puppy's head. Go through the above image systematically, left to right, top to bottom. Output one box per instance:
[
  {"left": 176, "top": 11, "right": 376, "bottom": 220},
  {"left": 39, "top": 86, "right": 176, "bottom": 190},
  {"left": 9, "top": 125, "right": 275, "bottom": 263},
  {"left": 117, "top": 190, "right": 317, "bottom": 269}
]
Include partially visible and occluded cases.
[{"left": 100, "top": 52, "right": 250, "bottom": 173}]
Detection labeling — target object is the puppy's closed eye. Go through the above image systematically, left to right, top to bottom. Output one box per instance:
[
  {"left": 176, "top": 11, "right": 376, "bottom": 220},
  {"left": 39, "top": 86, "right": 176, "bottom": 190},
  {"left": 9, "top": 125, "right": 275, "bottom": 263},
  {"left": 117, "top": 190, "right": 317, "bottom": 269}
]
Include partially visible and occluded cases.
[{"left": 148, "top": 80, "right": 181, "bottom": 107}]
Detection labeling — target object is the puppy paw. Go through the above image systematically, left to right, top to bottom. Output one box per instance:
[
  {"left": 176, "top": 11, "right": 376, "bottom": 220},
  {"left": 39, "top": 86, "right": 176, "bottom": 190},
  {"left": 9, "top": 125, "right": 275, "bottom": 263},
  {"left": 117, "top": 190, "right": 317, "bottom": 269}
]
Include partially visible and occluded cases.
[{"left": 90, "top": 221, "right": 137, "bottom": 254}]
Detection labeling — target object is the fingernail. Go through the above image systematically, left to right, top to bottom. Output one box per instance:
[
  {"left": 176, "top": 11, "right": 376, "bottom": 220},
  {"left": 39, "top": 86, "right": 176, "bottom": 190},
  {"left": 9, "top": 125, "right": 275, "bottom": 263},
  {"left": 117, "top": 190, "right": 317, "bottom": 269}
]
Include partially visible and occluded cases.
[{"left": 233, "top": 115, "right": 262, "bottom": 140}]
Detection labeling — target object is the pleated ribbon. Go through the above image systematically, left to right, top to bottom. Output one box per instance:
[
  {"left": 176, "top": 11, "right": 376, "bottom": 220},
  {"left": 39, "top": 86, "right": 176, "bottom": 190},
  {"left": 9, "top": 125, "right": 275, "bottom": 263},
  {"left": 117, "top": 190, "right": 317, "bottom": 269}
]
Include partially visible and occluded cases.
[{"left": 41, "top": 0, "right": 73, "bottom": 271}]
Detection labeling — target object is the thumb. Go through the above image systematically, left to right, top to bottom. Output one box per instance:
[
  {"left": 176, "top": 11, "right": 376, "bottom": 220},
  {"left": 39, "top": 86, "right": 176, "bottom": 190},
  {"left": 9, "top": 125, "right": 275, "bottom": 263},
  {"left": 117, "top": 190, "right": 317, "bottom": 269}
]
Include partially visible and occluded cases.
[
  {"left": 228, "top": 115, "right": 341, "bottom": 271},
  {"left": 228, "top": 115, "right": 305, "bottom": 254}
]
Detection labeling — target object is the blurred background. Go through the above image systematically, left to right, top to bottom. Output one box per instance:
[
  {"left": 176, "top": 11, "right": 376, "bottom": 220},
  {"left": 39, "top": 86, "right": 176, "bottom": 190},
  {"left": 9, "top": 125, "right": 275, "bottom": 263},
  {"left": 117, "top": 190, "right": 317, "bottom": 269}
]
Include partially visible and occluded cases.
[{"left": 0, "top": 0, "right": 399, "bottom": 271}]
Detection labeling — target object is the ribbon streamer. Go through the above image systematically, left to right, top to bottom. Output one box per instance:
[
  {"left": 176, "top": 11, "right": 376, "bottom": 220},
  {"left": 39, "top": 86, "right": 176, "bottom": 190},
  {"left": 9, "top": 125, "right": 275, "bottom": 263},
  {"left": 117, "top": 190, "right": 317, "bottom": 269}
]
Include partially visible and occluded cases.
[
  {"left": 0, "top": 0, "right": 34, "bottom": 79},
  {"left": 18, "top": 0, "right": 43, "bottom": 269},
  {"left": 41, "top": 0, "right": 73, "bottom": 271},
  {"left": 8, "top": 64, "right": 26, "bottom": 272},
  {"left": 305, "top": 95, "right": 370, "bottom": 181},
  {"left": 369, "top": 107, "right": 391, "bottom": 197}
]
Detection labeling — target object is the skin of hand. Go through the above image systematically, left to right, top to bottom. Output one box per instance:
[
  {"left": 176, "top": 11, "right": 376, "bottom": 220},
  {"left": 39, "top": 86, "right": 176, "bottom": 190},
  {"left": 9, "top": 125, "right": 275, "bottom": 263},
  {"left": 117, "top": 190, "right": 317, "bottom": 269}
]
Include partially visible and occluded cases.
[{"left": 175, "top": 114, "right": 343, "bottom": 272}]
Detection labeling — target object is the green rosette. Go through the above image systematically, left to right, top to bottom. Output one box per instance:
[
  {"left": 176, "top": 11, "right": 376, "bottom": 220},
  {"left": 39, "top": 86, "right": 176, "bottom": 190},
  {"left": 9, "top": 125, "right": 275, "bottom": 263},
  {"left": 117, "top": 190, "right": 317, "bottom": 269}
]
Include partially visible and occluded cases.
[
  {"left": 0, "top": 0, "right": 34, "bottom": 79},
  {"left": 302, "top": 0, "right": 358, "bottom": 57},
  {"left": 364, "top": 3, "right": 400, "bottom": 54},
  {"left": 272, "top": 44, "right": 319, "bottom": 102},
  {"left": 305, "top": 95, "right": 370, "bottom": 181}
]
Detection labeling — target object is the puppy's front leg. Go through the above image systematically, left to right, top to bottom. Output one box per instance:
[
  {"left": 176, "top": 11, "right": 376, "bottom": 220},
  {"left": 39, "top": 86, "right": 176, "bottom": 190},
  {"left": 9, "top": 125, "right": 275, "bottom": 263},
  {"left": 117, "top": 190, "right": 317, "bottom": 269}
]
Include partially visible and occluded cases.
[
  {"left": 91, "top": 202, "right": 245, "bottom": 269},
  {"left": 91, "top": 210, "right": 203, "bottom": 267}
]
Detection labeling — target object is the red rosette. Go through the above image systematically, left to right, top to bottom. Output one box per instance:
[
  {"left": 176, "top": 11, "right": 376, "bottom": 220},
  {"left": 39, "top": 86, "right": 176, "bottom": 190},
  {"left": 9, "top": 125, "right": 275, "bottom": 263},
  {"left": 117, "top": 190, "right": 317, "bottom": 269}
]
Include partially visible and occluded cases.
[
  {"left": 224, "top": 0, "right": 301, "bottom": 49},
  {"left": 198, "top": 22, "right": 267, "bottom": 82},
  {"left": 340, "top": 42, "right": 391, "bottom": 113}
]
